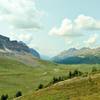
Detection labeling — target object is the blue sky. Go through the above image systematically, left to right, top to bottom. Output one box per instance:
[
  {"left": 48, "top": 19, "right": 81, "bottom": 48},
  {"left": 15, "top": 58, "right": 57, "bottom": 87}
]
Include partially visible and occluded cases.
[{"left": 0, "top": 0, "right": 100, "bottom": 56}]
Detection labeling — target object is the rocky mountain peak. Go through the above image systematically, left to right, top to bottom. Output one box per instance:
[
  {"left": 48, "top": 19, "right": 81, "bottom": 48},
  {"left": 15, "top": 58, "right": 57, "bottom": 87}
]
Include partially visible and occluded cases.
[{"left": 0, "top": 34, "right": 40, "bottom": 58}]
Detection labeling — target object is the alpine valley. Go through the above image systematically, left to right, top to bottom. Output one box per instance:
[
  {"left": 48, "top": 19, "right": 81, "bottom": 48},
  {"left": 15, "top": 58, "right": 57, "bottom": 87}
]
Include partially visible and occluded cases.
[{"left": 0, "top": 34, "right": 99, "bottom": 100}]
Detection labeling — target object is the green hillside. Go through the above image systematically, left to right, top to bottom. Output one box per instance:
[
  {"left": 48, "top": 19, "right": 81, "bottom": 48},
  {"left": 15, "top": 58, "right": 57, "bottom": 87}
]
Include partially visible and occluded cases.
[
  {"left": 0, "top": 56, "right": 100, "bottom": 100},
  {"left": 0, "top": 56, "right": 77, "bottom": 99},
  {"left": 17, "top": 70, "right": 100, "bottom": 100}
]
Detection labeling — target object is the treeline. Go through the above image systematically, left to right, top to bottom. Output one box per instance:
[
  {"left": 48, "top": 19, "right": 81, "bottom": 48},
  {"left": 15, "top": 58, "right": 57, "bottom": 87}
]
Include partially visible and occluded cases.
[
  {"left": 37, "top": 67, "right": 98, "bottom": 90},
  {"left": 37, "top": 69, "right": 83, "bottom": 90},
  {"left": 51, "top": 70, "right": 83, "bottom": 84},
  {"left": 1, "top": 91, "right": 22, "bottom": 100}
]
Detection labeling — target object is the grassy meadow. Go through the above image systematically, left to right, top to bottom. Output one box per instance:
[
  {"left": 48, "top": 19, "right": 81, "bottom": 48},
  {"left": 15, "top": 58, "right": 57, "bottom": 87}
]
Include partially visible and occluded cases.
[{"left": 0, "top": 57, "right": 99, "bottom": 100}]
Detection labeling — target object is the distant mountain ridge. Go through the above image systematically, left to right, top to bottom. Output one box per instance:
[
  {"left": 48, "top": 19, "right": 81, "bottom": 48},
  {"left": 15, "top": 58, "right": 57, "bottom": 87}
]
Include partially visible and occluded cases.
[
  {"left": 0, "top": 34, "right": 40, "bottom": 58},
  {"left": 52, "top": 47, "right": 100, "bottom": 64}
]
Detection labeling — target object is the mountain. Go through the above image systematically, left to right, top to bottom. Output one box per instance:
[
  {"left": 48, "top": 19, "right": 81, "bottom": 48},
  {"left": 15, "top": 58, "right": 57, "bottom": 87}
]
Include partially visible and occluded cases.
[
  {"left": 0, "top": 34, "right": 40, "bottom": 58},
  {"left": 52, "top": 47, "right": 100, "bottom": 64},
  {"left": 29, "top": 48, "right": 40, "bottom": 58}
]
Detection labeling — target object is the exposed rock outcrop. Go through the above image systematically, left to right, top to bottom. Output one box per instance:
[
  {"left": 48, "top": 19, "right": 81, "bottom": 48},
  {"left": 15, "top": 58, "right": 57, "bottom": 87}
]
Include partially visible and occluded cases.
[{"left": 0, "top": 34, "right": 40, "bottom": 58}]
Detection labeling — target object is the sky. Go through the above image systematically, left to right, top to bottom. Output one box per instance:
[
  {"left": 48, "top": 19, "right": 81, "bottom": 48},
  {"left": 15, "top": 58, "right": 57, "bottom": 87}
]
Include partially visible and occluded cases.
[{"left": 0, "top": 0, "right": 100, "bottom": 57}]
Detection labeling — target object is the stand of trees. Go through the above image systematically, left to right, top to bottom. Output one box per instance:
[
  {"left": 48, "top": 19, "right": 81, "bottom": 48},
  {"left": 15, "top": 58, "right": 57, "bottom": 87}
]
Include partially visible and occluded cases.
[
  {"left": 40, "top": 70, "right": 83, "bottom": 89},
  {"left": 51, "top": 70, "right": 83, "bottom": 84},
  {"left": 38, "top": 84, "right": 44, "bottom": 89},
  {"left": 0, "top": 91, "right": 22, "bottom": 100},
  {"left": 15, "top": 91, "right": 22, "bottom": 97},
  {"left": 1, "top": 94, "right": 8, "bottom": 100}
]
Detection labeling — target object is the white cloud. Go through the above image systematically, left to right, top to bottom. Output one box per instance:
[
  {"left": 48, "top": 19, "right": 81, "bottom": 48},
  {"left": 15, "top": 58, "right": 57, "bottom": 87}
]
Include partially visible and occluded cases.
[
  {"left": 0, "top": 0, "right": 43, "bottom": 30},
  {"left": 49, "top": 15, "right": 100, "bottom": 37},
  {"left": 75, "top": 15, "right": 100, "bottom": 30},
  {"left": 49, "top": 18, "right": 82, "bottom": 37},
  {"left": 4, "top": 32, "right": 33, "bottom": 43},
  {"left": 84, "top": 33, "right": 98, "bottom": 46}
]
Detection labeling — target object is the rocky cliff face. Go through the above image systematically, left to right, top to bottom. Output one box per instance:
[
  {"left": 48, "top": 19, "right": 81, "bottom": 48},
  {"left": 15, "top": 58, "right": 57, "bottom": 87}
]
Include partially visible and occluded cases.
[{"left": 0, "top": 35, "right": 40, "bottom": 58}]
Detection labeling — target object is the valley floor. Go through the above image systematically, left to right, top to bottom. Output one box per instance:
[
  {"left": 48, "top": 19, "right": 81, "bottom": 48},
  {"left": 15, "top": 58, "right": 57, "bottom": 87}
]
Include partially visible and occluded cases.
[{"left": 0, "top": 57, "right": 100, "bottom": 100}]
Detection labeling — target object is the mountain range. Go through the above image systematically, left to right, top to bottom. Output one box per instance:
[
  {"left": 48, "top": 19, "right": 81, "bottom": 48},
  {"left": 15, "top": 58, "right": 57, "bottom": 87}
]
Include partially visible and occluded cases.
[
  {"left": 0, "top": 34, "right": 100, "bottom": 64},
  {"left": 52, "top": 47, "right": 100, "bottom": 64}
]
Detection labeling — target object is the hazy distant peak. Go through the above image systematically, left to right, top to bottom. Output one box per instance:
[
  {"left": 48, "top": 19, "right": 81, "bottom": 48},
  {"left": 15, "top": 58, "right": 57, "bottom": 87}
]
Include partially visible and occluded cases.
[{"left": 67, "top": 48, "right": 77, "bottom": 52}]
